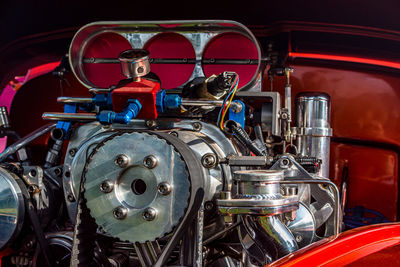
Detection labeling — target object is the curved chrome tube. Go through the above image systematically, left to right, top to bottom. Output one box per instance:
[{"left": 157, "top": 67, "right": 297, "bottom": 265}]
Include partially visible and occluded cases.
[{"left": 240, "top": 215, "right": 298, "bottom": 265}]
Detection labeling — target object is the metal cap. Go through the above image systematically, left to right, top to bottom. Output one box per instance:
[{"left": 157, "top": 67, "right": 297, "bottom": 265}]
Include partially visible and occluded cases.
[{"left": 118, "top": 49, "right": 150, "bottom": 78}]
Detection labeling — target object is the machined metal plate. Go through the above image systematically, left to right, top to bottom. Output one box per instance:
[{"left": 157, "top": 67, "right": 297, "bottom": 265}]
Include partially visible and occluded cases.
[
  {"left": 69, "top": 20, "right": 262, "bottom": 91},
  {"left": 84, "top": 132, "right": 190, "bottom": 242},
  {"left": 0, "top": 167, "right": 25, "bottom": 249}
]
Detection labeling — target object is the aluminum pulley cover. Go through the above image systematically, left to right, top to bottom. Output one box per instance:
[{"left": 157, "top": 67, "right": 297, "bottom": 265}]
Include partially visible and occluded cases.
[
  {"left": 84, "top": 132, "right": 190, "bottom": 243},
  {"left": 0, "top": 167, "right": 25, "bottom": 250}
]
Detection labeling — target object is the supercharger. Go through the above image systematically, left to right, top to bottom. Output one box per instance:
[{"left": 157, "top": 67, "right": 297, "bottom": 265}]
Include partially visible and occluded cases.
[{"left": 0, "top": 20, "right": 340, "bottom": 267}]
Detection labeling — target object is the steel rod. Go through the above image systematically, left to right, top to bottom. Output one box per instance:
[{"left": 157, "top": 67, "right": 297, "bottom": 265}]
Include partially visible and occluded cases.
[{"left": 42, "top": 113, "right": 97, "bottom": 122}]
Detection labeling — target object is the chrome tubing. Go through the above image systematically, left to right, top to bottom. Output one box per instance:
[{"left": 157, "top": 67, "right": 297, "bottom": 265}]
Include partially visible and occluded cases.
[
  {"left": 295, "top": 93, "right": 332, "bottom": 178},
  {"left": 57, "top": 97, "right": 93, "bottom": 103},
  {"left": 181, "top": 99, "right": 241, "bottom": 110},
  {"left": 42, "top": 113, "right": 97, "bottom": 122},
  {"left": 0, "top": 123, "right": 56, "bottom": 162},
  {"left": 280, "top": 179, "right": 340, "bottom": 235},
  {"left": 241, "top": 215, "right": 298, "bottom": 263}
]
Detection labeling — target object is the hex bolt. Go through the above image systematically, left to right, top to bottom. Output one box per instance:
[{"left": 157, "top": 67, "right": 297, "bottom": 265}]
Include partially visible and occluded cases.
[
  {"left": 146, "top": 120, "right": 157, "bottom": 128},
  {"left": 192, "top": 122, "right": 202, "bottom": 131},
  {"left": 69, "top": 148, "right": 77, "bottom": 157},
  {"left": 201, "top": 153, "right": 217, "bottom": 168},
  {"left": 115, "top": 154, "right": 130, "bottom": 168},
  {"left": 143, "top": 155, "right": 158, "bottom": 169},
  {"left": 279, "top": 158, "right": 290, "bottom": 169},
  {"left": 100, "top": 180, "right": 114, "bottom": 193},
  {"left": 158, "top": 182, "right": 172, "bottom": 195},
  {"left": 113, "top": 206, "right": 128, "bottom": 220},
  {"left": 142, "top": 207, "right": 157, "bottom": 221},
  {"left": 296, "top": 235, "right": 303, "bottom": 243}
]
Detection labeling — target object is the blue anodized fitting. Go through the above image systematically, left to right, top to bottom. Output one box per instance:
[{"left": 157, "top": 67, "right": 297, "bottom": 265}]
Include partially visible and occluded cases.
[
  {"left": 155, "top": 89, "right": 182, "bottom": 113},
  {"left": 97, "top": 99, "right": 142, "bottom": 124}
]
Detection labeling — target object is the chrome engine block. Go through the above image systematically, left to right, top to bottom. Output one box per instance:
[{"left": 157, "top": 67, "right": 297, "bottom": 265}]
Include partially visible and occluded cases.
[{"left": 0, "top": 20, "right": 340, "bottom": 267}]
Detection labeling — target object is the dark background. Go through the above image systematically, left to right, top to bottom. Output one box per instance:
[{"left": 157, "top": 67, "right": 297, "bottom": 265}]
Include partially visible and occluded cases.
[{"left": 1, "top": 0, "right": 400, "bottom": 48}]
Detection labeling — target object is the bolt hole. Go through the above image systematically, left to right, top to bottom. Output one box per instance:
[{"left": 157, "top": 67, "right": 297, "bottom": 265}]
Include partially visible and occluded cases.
[{"left": 131, "top": 179, "right": 147, "bottom": 195}]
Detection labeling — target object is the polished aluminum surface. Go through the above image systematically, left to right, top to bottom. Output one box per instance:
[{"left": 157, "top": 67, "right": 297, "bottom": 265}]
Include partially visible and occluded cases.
[
  {"left": 69, "top": 20, "right": 262, "bottom": 91},
  {"left": 118, "top": 49, "right": 151, "bottom": 78},
  {"left": 295, "top": 92, "right": 332, "bottom": 178},
  {"left": 57, "top": 97, "right": 93, "bottom": 103},
  {"left": 181, "top": 99, "right": 241, "bottom": 110},
  {"left": 42, "top": 112, "right": 97, "bottom": 122},
  {"left": 63, "top": 120, "right": 237, "bottom": 220},
  {"left": 84, "top": 132, "right": 190, "bottom": 242},
  {"left": 271, "top": 154, "right": 338, "bottom": 236},
  {"left": 0, "top": 168, "right": 25, "bottom": 250},
  {"left": 217, "top": 170, "right": 298, "bottom": 216},
  {"left": 280, "top": 179, "right": 340, "bottom": 235},
  {"left": 287, "top": 202, "right": 316, "bottom": 248},
  {"left": 239, "top": 215, "right": 297, "bottom": 265}
]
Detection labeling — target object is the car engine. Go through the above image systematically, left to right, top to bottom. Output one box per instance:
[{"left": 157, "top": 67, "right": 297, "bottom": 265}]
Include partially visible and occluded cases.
[{"left": 0, "top": 20, "right": 341, "bottom": 267}]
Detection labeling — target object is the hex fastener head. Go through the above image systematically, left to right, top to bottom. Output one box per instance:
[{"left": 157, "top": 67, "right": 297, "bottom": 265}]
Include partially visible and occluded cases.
[
  {"left": 115, "top": 154, "right": 130, "bottom": 168},
  {"left": 143, "top": 155, "right": 158, "bottom": 169},
  {"left": 100, "top": 180, "right": 114, "bottom": 193},
  {"left": 158, "top": 182, "right": 172, "bottom": 195},
  {"left": 113, "top": 206, "right": 128, "bottom": 220},
  {"left": 142, "top": 207, "right": 157, "bottom": 221}
]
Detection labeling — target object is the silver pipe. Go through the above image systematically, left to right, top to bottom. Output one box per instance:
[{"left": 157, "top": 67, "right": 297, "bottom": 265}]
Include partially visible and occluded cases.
[
  {"left": 89, "top": 88, "right": 112, "bottom": 94},
  {"left": 295, "top": 93, "right": 332, "bottom": 178},
  {"left": 57, "top": 97, "right": 93, "bottom": 103},
  {"left": 181, "top": 99, "right": 241, "bottom": 110},
  {"left": 42, "top": 113, "right": 97, "bottom": 122},
  {"left": 0, "top": 123, "right": 56, "bottom": 162},
  {"left": 280, "top": 179, "right": 340, "bottom": 235},
  {"left": 241, "top": 215, "right": 298, "bottom": 264}
]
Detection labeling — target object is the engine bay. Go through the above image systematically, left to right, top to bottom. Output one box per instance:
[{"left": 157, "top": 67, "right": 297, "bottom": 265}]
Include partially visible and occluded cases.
[{"left": 0, "top": 19, "right": 383, "bottom": 267}]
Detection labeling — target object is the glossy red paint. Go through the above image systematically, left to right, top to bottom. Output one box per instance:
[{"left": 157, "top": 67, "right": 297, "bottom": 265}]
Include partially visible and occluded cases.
[
  {"left": 82, "top": 32, "right": 132, "bottom": 88},
  {"left": 144, "top": 32, "right": 195, "bottom": 89},
  {"left": 203, "top": 32, "right": 258, "bottom": 88},
  {"left": 289, "top": 52, "right": 400, "bottom": 70},
  {"left": 0, "top": 61, "right": 60, "bottom": 152},
  {"left": 266, "top": 64, "right": 400, "bottom": 220},
  {"left": 111, "top": 78, "right": 160, "bottom": 119},
  {"left": 330, "top": 142, "right": 398, "bottom": 221},
  {"left": 267, "top": 223, "right": 400, "bottom": 267}
]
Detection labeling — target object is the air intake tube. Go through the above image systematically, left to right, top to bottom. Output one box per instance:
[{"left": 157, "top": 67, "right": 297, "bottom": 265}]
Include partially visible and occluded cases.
[
  {"left": 217, "top": 170, "right": 299, "bottom": 266},
  {"left": 240, "top": 215, "right": 298, "bottom": 265}
]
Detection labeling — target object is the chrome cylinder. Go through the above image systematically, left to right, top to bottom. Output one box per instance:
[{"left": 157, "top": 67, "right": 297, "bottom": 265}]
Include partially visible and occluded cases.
[
  {"left": 118, "top": 49, "right": 150, "bottom": 79},
  {"left": 295, "top": 93, "right": 332, "bottom": 178},
  {"left": 217, "top": 170, "right": 298, "bottom": 216},
  {"left": 240, "top": 215, "right": 298, "bottom": 265}
]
